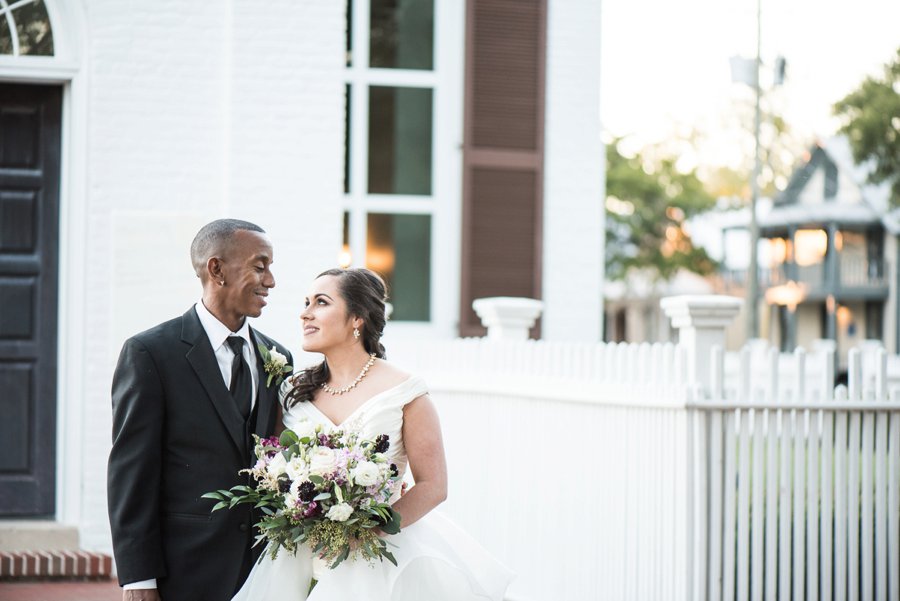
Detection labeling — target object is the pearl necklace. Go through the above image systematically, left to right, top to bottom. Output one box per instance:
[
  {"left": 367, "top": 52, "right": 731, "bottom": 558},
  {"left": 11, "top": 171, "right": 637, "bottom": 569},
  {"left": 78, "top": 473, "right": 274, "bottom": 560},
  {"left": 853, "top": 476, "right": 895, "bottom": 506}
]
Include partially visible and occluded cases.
[{"left": 321, "top": 354, "right": 377, "bottom": 395}]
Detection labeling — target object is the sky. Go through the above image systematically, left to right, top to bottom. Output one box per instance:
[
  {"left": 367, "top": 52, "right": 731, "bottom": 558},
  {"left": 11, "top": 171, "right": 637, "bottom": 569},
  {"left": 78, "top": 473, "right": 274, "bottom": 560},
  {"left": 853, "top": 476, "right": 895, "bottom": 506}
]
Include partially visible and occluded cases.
[{"left": 600, "top": 0, "right": 900, "bottom": 173}]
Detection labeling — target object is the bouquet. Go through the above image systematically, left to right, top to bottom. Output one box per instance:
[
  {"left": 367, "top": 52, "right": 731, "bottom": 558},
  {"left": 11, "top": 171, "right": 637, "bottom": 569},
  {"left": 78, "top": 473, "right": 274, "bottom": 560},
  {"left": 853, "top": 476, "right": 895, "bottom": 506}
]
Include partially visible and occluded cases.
[{"left": 203, "top": 420, "right": 402, "bottom": 568}]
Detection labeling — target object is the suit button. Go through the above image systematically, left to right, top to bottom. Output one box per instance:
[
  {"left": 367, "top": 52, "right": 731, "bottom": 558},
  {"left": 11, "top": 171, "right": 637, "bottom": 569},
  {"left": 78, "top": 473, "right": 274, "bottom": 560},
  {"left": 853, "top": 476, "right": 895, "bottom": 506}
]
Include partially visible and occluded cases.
[{"left": 239, "top": 523, "right": 248, "bottom": 532}]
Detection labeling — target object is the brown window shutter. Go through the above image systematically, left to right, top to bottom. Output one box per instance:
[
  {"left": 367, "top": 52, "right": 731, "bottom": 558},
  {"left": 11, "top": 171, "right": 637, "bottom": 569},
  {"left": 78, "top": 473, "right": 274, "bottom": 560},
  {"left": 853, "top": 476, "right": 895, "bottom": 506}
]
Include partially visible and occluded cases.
[{"left": 460, "top": 0, "right": 546, "bottom": 337}]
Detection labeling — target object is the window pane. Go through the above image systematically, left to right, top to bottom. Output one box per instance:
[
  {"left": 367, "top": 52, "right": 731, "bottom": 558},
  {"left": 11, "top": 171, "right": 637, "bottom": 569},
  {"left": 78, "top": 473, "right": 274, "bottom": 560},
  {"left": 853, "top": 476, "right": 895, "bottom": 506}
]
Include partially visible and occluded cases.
[
  {"left": 15, "top": 0, "right": 54, "bottom": 56},
  {"left": 370, "top": 0, "right": 434, "bottom": 70},
  {"left": 0, "top": 16, "right": 12, "bottom": 55},
  {"left": 368, "top": 86, "right": 432, "bottom": 195},
  {"left": 367, "top": 213, "right": 430, "bottom": 321}
]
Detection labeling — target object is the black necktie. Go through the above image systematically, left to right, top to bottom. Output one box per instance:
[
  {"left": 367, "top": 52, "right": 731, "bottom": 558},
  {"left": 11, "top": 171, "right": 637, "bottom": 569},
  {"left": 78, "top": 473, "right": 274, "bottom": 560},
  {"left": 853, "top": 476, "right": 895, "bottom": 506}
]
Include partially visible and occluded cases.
[{"left": 226, "top": 336, "right": 252, "bottom": 420}]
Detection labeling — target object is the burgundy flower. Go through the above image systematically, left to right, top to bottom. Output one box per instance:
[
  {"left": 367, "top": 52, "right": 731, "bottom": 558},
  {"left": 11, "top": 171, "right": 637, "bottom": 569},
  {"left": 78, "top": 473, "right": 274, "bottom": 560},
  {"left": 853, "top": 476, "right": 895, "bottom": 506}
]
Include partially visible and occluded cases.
[
  {"left": 374, "top": 434, "right": 390, "bottom": 454},
  {"left": 297, "top": 480, "right": 316, "bottom": 503}
]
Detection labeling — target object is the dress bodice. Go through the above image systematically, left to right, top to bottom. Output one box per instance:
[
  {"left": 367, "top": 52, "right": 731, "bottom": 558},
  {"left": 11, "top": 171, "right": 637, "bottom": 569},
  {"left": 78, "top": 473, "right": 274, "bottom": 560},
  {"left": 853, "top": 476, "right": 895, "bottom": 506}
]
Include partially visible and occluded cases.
[
  {"left": 234, "top": 374, "right": 514, "bottom": 601},
  {"left": 279, "top": 376, "right": 428, "bottom": 486}
]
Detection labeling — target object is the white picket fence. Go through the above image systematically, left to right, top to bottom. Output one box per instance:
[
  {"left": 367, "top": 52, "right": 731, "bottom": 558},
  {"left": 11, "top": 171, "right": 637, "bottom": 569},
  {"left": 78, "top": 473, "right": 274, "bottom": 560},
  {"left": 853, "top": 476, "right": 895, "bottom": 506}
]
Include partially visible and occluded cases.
[
  {"left": 386, "top": 295, "right": 900, "bottom": 600},
  {"left": 389, "top": 336, "right": 697, "bottom": 601},
  {"left": 695, "top": 346, "right": 900, "bottom": 601}
]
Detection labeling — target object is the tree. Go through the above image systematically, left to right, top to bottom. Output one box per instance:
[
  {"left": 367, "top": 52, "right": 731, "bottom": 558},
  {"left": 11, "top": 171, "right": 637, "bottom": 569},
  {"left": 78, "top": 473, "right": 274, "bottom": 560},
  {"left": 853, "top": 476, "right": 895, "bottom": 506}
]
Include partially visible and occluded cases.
[
  {"left": 833, "top": 47, "right": 900, "bottom": 205},
  {"left": 605, "top": 140, "right": 717, "bottom": 281}
]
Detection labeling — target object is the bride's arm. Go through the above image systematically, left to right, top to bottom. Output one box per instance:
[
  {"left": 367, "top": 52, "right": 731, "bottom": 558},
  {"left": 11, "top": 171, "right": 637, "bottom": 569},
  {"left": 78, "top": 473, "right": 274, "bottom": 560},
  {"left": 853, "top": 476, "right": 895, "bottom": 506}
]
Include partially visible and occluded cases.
[{"left": 388, "top": 394, "right": 448, "bottom": 530}]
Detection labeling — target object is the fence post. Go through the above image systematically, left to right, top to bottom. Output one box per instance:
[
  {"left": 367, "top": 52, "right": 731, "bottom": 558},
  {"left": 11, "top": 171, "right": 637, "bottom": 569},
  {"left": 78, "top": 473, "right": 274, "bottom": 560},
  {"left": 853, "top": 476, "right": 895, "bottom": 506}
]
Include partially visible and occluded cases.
[
  {"left": 661, "top": 295, "right": 743, "bottom": 396},
  {"left": 472, "top": 297, "right": 544, "bottom": 341}
]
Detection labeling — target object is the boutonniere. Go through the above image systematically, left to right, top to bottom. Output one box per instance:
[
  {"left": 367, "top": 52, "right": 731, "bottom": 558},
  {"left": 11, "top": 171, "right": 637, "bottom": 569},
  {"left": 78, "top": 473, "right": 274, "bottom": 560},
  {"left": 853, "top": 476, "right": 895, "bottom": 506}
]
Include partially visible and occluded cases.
[{"left": 258, "top": 344, "right": 292, "bottom": 388}]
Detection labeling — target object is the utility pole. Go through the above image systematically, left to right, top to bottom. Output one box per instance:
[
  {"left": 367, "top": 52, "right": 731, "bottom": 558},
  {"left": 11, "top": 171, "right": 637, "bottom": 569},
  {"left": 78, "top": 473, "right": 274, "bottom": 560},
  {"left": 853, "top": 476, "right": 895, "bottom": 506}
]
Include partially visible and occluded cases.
[{"left": 746, "top": 0, "right": 762, "bottom": 340}]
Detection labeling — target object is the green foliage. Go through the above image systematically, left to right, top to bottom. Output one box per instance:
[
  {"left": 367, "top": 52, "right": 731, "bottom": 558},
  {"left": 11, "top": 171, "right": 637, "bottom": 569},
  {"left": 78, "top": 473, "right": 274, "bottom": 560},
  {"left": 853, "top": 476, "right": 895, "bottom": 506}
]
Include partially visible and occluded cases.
[
  {"left": 833, "top": 47, "right": 900, "bottom": 205},
  {"left": 605, "top": 140, "right": 718, "bottom": 281}
]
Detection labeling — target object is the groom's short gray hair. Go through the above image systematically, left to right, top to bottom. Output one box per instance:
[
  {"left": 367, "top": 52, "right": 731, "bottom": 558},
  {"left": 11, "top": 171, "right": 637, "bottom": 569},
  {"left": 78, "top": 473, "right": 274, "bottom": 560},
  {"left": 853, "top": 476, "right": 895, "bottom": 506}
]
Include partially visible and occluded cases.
[{"left": 190, "top": 218, "right": 265, "bottom": 279}]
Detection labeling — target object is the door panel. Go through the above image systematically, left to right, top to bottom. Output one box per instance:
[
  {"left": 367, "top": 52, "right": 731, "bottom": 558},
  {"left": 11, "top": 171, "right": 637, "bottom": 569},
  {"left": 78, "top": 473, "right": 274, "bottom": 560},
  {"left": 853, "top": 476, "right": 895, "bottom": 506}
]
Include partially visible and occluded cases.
[{"left": 0, "top": 83, "right": 61, "bottom": 516}]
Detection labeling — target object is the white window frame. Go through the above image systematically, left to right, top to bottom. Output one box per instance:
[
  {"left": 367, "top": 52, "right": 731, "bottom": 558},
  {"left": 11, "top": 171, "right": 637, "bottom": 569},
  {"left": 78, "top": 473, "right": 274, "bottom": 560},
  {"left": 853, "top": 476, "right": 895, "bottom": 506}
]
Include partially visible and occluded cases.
[{"left": 344, "top": 0, "right": 464, "bottom": 339}]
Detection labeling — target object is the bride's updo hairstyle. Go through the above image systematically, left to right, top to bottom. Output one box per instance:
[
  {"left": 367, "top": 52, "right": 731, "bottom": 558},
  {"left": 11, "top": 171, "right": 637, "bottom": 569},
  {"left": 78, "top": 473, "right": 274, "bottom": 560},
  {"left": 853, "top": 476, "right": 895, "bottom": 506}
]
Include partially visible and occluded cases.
[{"left": 285, "top": 267, "right": 388, "bottom": 408}]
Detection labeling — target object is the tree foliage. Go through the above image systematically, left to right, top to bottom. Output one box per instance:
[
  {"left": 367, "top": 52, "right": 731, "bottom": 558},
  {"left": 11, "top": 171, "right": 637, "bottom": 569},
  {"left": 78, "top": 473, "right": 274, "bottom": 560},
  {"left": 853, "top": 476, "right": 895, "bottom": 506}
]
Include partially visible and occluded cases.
[
  {"left": 833, "top": 47, "right": 900, "bottom": 205},
  {"left": 605, "top": 140, "right": 717, "bottom": 281}
]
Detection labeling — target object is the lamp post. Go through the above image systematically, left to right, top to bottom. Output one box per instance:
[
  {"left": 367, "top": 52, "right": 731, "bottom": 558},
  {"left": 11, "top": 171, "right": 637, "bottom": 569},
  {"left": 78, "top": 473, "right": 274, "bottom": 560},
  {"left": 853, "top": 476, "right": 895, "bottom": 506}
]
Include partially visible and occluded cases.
[{"left": 730, "top": 0, "right": 784, "bottom": 340}]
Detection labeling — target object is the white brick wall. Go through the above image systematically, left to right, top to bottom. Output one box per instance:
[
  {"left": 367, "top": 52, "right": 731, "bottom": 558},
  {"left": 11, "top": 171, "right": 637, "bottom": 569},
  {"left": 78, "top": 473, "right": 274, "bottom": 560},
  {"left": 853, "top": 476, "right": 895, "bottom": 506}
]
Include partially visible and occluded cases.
[
  {"left": 28, "top": 0, "right": 606, "bottom": 554},
  {"left": 70, "top": 0, "right": 345, "bottom": 552},
  {"left": 542, "top": 0, "right": 605, "bottom": 342}
]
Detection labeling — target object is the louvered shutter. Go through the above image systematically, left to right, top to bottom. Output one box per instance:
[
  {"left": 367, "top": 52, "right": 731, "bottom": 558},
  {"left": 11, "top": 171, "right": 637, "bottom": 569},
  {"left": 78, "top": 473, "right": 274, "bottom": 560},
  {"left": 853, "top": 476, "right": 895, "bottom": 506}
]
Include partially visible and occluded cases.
[{"left": 460, "top": 0, "right": 546, "bottom": 336}]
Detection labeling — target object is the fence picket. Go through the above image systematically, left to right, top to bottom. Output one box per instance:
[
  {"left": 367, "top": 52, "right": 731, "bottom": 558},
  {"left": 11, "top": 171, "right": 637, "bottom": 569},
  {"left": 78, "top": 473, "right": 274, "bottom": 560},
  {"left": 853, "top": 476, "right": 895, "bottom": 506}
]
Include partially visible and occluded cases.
[
  {"left": 708, "top": 347, "right": 725, "bottom": 601},
  {"left": 763, "top": 348, "right": 778, "bottom": 601},
  {"left": 848, "top": 350, "right": 862, "bottom": 601},
  {"left": 835, "top": 385, "right": 849, "bottom": 599},
  {"left": 889, "top": 390, "right": 900, "bottom": 601},
  {"left": 861, "top": 392, "right": 876, "bottom": 601},
  {"left": 778, "top": 396, "right": 792, "bottom": 601},
  {"left": 750, "top": 403, "right": 764, "bottom": 601},
  {"left": 807, "top": 404, "right": 820, "bottom": 601},
  {"left": 792, "top": 406, "right": 806, "bottom": 601},
  {"left": 723, "top": 407, "right": 737, "bottom": 601},
  {"left": 764, "top": 407, "right": 778, "bottom": 601},
  {"left": 875, "top": 407, "right": 888, "bottom": 601},
  {"left": 736, "top": 408, "right": 751, "bottom": 601}
]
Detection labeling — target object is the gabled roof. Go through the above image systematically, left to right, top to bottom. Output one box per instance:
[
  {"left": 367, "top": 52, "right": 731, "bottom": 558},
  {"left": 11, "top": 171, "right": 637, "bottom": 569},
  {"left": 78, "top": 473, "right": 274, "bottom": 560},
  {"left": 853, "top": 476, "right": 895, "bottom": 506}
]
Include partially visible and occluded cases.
[{"left": 762, "top": 137, "right": 888, "bottom": 229}]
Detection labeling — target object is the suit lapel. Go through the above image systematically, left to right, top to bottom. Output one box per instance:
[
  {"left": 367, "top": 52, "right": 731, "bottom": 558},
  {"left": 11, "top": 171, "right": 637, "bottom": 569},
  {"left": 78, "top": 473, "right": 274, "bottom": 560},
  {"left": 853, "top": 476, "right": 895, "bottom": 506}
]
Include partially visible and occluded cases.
[
  {"left": 181, "top": 308, "right": 246, "bottom": 454},
  {"left": 250, "top": 329, "right": 275, "bottom": 438}
]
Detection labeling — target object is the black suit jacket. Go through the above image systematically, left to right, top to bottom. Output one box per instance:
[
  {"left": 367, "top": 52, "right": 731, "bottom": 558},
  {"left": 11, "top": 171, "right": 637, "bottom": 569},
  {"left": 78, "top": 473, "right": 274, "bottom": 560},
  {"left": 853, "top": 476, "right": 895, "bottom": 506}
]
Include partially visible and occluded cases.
[{"left": 107, "top": 307, "right": 292, "bottom": 601}]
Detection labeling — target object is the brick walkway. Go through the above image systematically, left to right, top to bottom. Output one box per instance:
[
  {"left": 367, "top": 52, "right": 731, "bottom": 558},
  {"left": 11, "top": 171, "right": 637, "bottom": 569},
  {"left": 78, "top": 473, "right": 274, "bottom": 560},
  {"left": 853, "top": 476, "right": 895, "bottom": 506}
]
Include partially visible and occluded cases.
[{"left": 0, "top": 580, "right": 120, "bottom": 601}]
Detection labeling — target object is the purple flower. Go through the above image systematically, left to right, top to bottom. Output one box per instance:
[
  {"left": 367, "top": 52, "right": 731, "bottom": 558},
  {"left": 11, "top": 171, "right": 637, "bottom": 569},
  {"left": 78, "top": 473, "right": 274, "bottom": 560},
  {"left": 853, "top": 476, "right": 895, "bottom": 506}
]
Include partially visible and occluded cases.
[{"left": 303, "top": 501, "right": 321, "bottom": 518}]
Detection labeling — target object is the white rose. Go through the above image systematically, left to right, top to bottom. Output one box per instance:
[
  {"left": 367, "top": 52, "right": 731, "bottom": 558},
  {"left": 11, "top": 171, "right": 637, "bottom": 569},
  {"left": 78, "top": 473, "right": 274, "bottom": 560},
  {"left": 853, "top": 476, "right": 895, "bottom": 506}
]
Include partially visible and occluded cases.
[
  {"left": 269, "top": 346, "right": 288, "bottom": 369},
  {"left": 291, "top": 418, "right": 317, "bottom": 441},
  {"left": 309, "top": 447, "right": 338, "bottom": 476},
  {"left": 266, "top": 452, "right": 288, "bottom": 477},
  {"left": 286, "top": 456, "right": 309, "bottom": 482},
  {"left": 351, "top": 461, "right": 381, "bottom": 487},
  {"left": 325, "top": 502, "right": 353, "bottom": 522}
]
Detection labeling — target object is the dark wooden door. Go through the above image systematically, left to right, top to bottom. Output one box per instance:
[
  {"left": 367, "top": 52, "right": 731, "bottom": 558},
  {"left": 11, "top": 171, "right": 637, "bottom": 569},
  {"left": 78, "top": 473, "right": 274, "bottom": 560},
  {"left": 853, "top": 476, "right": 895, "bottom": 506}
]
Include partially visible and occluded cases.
[{"left": 0, "top": 83, "right": 61, "bottom": 516}]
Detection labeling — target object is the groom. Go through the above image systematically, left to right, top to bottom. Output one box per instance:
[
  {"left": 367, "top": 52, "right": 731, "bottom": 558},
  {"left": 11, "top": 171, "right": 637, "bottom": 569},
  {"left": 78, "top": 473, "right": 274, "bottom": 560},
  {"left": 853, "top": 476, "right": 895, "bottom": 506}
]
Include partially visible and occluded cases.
[{"left": 108, "top": 219, "right": 293, "bottom": 601}]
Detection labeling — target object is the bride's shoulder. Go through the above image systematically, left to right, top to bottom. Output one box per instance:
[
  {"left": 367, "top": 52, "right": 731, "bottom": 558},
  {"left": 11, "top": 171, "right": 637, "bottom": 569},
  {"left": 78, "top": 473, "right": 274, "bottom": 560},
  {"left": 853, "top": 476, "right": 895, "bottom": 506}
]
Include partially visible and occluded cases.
[{"left": 372, "top": 360, "right": 428, "bottom": 400}]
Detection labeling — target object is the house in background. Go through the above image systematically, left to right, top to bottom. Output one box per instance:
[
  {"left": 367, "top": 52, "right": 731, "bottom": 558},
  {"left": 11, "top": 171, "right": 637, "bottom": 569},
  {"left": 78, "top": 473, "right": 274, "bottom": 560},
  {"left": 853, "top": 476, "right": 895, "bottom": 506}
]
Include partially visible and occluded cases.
[
  {"left": 0, "top": 0, "right": 603, "bottom": 561},
  {"left": 718, "top": 137, "right": 896, "bottom": 366}
]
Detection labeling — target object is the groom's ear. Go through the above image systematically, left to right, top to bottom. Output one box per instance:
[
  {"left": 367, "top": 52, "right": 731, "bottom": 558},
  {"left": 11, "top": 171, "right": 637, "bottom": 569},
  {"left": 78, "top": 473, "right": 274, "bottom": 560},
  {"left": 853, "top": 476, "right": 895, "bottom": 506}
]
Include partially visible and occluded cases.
[{"left": 206, "top": 256, "right": 224, "bottom": 283}]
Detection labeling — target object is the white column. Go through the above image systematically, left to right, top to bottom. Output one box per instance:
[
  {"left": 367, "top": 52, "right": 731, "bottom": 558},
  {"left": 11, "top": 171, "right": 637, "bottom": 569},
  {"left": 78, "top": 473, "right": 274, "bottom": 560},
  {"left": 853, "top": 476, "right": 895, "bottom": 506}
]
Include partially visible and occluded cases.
[
  {"left": 541, "top": 0, "right": 604, "bottom": 342},
  {"left": 661, "top": 295, "right": 743, "bottom": 393},
  {"left": 473, "top": 297, "right": 544, "bottom": 341}
]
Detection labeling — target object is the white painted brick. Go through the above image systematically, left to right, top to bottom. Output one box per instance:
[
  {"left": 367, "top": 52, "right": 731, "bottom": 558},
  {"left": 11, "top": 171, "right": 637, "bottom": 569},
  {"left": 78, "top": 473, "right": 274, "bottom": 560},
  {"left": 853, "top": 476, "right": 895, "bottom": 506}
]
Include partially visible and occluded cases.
[
  {"left": 71, "top": 0, "right": 345, "bottom": 553},
  {"left": 542, "top": 0, "right": 605, "bottom": 342}
]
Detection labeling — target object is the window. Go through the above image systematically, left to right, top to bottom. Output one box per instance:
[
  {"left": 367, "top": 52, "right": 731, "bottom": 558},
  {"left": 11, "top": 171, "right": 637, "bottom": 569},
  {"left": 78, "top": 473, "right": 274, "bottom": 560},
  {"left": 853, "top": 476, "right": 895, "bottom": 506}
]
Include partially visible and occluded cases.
[
  {"left": 0, "top": 0, "right": 53, "bottom": 56},
  {"left": 344, "top": 0, "right": 445, "bottom": 324}
]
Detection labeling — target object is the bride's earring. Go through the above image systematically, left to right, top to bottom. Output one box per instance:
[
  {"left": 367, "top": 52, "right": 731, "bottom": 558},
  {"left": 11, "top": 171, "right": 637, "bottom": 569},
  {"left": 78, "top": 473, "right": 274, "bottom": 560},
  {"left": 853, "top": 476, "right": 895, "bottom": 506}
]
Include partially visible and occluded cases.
[{"left": 353, "top": 328, "right": 360, "bottom": 340}]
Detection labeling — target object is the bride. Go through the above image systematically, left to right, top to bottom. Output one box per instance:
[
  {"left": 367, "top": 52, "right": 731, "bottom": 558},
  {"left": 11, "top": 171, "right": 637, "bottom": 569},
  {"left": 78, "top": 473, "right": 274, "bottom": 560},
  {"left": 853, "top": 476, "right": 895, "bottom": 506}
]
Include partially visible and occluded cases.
[{"left": 233, "top": 267, "right": 513, "bottom": 601}]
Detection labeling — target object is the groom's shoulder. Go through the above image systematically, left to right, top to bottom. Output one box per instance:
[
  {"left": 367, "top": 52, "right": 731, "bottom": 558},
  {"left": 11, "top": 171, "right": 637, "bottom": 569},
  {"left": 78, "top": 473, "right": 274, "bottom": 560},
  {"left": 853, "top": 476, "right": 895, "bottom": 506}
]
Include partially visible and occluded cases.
[{"left": 129, "top": 311, "right": 191, "bottom": 348}]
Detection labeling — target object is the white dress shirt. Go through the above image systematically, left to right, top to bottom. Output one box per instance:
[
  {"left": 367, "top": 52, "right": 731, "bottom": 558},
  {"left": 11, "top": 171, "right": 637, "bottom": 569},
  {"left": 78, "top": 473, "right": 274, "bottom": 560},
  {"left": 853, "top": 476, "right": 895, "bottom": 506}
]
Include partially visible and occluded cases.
[
  {"left": 194, "top": 299, "right": 260, "bottom": 409},
  {"left": 123, "top": 302, "right": 259, "bottom": 591}
]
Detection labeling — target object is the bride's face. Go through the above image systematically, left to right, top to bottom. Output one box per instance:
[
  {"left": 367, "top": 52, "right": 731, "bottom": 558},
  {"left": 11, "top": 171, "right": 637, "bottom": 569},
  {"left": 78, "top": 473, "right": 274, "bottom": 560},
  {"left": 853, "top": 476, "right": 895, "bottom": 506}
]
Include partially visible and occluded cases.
[{"left": 300, "top": 275, "right": 360, "bottom": 353}]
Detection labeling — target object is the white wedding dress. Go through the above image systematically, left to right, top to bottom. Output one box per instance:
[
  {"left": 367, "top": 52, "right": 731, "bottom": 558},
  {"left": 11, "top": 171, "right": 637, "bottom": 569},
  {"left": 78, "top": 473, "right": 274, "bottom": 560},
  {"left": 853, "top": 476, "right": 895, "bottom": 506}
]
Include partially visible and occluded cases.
[{"left": 232, "top": 376, "right": 514, "bottom": 601}]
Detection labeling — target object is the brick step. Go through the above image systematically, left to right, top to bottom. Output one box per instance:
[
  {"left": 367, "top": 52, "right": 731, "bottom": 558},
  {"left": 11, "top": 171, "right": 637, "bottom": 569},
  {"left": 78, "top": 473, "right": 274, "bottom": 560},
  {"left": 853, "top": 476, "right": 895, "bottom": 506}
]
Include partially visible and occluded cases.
[{"left": 0, "top": 551, "right": 113, "bottom": 581}]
